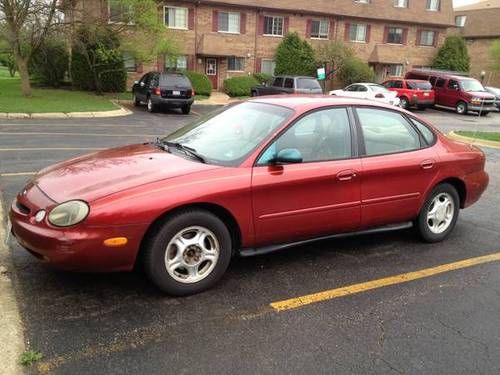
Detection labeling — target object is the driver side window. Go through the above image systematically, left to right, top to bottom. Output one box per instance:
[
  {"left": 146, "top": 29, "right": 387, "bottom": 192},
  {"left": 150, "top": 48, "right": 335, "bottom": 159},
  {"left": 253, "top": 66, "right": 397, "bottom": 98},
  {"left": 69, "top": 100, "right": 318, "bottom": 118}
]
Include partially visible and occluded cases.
[{"left": 257, "top": 108, "right": 352, "bottom": 165}]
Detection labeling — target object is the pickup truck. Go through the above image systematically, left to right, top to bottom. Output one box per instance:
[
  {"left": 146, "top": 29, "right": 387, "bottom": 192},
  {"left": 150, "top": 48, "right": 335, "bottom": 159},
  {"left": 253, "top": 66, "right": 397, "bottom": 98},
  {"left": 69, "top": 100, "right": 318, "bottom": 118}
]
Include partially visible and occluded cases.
[{"left": 251, "top": 76, "right": 323, "bottom": 96}]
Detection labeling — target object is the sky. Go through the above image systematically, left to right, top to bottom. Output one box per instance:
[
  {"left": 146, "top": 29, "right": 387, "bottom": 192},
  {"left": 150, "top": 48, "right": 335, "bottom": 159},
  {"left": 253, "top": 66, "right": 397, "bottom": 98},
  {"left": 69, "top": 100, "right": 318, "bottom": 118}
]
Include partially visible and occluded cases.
[{"left": 453, "top": 0, "right": 480, "bottom": 7}]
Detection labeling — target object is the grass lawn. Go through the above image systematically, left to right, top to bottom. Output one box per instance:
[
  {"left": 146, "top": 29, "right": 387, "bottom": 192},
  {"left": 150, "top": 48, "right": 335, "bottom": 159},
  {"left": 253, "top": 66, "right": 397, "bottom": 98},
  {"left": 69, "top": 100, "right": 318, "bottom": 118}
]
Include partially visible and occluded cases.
[
  {"left": 0, "top": 76, "right": 119, "bottom": 113},
  {"left": 455, "top": 131, "right": 500, "bottom": 142}
]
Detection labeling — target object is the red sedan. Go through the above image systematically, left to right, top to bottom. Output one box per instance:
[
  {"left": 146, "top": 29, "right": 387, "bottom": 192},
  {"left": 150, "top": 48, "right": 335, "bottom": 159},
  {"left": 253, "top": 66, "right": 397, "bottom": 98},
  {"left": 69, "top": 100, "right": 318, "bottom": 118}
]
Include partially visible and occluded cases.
[{"left": 9, "top": 96, "right": 488, "bottom": 295}]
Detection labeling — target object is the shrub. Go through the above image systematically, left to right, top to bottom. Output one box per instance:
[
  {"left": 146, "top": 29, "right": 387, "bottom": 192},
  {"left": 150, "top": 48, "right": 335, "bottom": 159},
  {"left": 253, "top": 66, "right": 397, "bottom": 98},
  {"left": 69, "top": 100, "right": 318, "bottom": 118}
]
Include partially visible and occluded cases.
[
  {"left": 71, "top": 26, "right": 127, "bottom": 93},
  {"left": 275, "top": 32, "right": 316, "bottom": 76},
  {"left": 432, "top": 36, "right": 470, "bottom": 73},
  {"left": 29, "top": 37, "right": 69, "bottom": 87},
  {"left": 0, "top": 53, "right": 17, "bottom": 77},
  {"left": 336, "top": 57, "right": 375, "bottom": 86},
  {"left": 184, "top": 70, "right": 212, "bottom": 96},
  {"left": 252, "top": 72, "right": 273, "bottom": 85},
  {"left": 223, "top": 75, "right": 259, "bottom": 97}
]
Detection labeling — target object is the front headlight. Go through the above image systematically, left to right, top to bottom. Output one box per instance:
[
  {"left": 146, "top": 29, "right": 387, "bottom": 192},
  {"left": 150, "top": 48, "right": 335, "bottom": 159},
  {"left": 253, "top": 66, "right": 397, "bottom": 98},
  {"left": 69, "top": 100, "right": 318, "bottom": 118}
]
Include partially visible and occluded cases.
[
  {"left": 471, "top": 97, "right": 481, "bottom": 104},
  {"left": 48, "top": 200, "right": 89, "bottom": 227}
]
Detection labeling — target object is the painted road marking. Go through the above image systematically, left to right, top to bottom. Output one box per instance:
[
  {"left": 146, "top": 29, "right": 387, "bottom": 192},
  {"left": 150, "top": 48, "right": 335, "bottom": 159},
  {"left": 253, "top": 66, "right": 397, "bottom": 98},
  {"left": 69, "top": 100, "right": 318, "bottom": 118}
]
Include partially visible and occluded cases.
[
  {"left": 0, "top": 132, "right": 158, "bottom": 137},
  {"left": 0, "top": 148, "right": 103, "bottom": 151},
  {"left": 0, "top": 172, "right": 36, "bottom": 177},
  {"left": 270, "top": 252, "right": 500, "bottom": 312}
]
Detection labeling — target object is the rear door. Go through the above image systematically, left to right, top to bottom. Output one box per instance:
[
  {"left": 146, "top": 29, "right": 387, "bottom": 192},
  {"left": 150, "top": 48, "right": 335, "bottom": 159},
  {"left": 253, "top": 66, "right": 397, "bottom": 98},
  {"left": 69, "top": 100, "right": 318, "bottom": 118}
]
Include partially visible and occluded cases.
[
  {"left": 136, "top": 73, "right": 150, "bottom": 102},
  {"left": 283, "top": 77, "right": 295, "bottom": 94},
  {"left": 433, "top": 77, "right": 447, "bottom": 106},
  {"left": 354, "top": 106, "right": 439, "bottom": 228}
]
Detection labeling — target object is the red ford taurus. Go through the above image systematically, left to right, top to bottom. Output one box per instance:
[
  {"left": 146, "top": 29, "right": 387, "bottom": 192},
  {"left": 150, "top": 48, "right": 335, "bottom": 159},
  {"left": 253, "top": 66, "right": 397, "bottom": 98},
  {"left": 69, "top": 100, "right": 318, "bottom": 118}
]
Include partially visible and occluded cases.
[{"left": 9, "top": 96, "right": 488, "bottom": 295}]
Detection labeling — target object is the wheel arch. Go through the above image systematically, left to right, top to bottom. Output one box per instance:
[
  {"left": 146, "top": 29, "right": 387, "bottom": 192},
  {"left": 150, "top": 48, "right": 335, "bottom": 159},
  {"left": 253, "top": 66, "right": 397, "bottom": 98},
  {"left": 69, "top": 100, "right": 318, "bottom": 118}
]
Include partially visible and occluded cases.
[
  {"left": 433, "top": 177, "right": 467, "bottom": 209},
  {"left": 135, "top": 202, "right": 242, "bottom": 268}
]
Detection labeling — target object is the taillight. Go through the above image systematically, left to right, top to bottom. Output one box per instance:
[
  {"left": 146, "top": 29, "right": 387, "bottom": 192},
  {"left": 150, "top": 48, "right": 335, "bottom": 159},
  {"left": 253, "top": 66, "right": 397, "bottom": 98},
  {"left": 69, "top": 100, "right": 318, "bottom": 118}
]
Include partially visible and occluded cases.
[
  {"left": 153, "top": 87, "right": 161, "bottom": 96},
  {"left": 192, "top": 89, "right": 195, "bottom": 97},
  {"left": 375, "top": 93, "right": 384, "bottom": 98}
]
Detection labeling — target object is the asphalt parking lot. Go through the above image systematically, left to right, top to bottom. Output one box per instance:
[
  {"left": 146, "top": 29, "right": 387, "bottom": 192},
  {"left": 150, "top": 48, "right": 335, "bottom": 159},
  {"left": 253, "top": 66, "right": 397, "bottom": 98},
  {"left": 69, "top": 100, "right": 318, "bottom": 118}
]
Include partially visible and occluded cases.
[{"left": 1, "top": 105, "right": 500, "bottom": 374}]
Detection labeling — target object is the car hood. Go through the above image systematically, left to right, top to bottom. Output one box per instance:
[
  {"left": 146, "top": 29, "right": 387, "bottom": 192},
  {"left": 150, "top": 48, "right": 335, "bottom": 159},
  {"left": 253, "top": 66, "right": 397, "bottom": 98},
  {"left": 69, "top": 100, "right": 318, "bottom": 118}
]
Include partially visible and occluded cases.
[
  {"left": 467, "top": 91, "right": 495, "bottom": 99},
  {"left": 34, "top": 144, "right": 218, "bottom": 203}
]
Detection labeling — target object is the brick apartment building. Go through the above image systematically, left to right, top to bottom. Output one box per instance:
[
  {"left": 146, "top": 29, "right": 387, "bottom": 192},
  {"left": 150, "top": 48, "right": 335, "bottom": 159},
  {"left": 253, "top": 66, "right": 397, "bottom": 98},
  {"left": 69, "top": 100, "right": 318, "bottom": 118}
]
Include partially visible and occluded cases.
[
  {"left": 73, "top": 0, "right": 455, "bottom": 90},
  {"left": 453, "top": 0, "right": 500, "bottom": 87}
]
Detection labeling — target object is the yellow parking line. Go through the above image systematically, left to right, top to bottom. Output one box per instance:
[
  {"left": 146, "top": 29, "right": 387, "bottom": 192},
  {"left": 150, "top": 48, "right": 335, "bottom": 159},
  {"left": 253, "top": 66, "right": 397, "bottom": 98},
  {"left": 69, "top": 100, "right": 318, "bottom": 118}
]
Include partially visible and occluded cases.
[
  {"left": 0, "top": 148, "right": 103, "bottom": 151},
  {"left": 0, "top": 172, "right": 36, "bottom": 177},
  {"left": 270, "top": 252, "right": 500, "bottom": 312}
]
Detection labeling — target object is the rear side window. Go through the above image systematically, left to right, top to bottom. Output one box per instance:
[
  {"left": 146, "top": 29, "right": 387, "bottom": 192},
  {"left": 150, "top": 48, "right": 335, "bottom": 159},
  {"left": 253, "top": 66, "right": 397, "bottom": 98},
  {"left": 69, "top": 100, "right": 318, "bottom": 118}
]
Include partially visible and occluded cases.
[
  {"left": 160, "top": 74, "right": 191, "bottom": 87},
  {"left": 284, "top": 78, "right": 294, "bottom": 88},
  {"left": 297, "top": 78, "right": 321, "bottom": 89},
  {"left": 435, "top": 78, "right": 445, "bottom": 88},
  {"left": 393, "top": 81, "right": 403, "bottom": 89},
  {"left": 407, "top": 81, "right": 432, "bottom": 90},
  {"left": 357, "top": 108, "right": 421, "bottom": 156},
  {"left": 410, "top": 118, "right": 436, "bottom": 145}
]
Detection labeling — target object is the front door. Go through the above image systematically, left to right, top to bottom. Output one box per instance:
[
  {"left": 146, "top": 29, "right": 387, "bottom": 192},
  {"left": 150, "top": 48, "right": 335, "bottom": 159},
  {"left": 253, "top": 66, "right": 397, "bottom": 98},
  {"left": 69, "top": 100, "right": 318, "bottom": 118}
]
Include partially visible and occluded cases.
[
  {"left": 205, "top": 58, "right": 218, "bottom": 90},
  {"left": 251, "top": 107, "right": 361, "bottom": 246}
]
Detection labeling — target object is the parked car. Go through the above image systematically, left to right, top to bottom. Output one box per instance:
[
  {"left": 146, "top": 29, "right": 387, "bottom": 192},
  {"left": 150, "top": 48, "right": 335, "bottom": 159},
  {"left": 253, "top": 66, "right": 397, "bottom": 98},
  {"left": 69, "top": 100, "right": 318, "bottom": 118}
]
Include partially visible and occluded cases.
[
  {"left": 405, "top": 70, "right": 496, "bottom": 116},
  {"left": 132, "top": 71, "right": 194, "bottom": 114},
  {"left": 251, "top": 76, "right": 322, "bottom": 96},
  {"left": 382, "top": 78, "right": 435, "bottom": 110},
  {"left": 329, "top": 83, "right": 401, "bottom": 107},
  {"left": 485, "top": 86, "right": 500, "bottom": 110},
  {"left": 10, "top": 96, "right": 488, "bottom": 296}
]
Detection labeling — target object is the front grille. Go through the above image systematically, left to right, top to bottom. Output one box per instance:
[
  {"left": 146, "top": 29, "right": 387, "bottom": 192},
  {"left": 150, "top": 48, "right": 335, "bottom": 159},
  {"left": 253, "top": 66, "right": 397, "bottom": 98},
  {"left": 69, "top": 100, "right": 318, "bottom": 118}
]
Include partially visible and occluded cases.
[
  {"left": 481, "top": 99, "right": 495, "bottom": 106},
  {"left": 16, "top": 201, "right": 31, "bottom": 215}
]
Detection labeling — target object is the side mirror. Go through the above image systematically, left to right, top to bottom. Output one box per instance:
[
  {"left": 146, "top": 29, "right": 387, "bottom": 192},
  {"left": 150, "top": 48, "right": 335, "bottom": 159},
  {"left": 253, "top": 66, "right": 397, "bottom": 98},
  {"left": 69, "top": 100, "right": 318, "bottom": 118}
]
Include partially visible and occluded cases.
[
  {"left": 134, "top": 80, "right": 139, "bottom": 85},
  {"left": 140, "top": 82, "right": 145, "bottom": 87},
  {"left": 272, "top": 148, "right": 303, "bottom": 164}
]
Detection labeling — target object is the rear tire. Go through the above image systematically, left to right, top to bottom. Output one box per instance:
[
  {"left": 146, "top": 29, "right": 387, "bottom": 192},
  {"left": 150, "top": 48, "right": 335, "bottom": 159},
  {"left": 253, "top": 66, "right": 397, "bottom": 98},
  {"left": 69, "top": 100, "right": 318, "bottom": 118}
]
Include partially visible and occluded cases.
[
  {"left": 251, "top": 90, "right": 257, "bottom": 97},
  {"left": 147, "top": 97, "right": 156, "bottom": 113},
  {"left": 456, "top": 101, "right": 467, "bottom": 115},
  {"left": 182, "top": 105, "right": 191, "bottom": 115},
  {"left": 414, "top": 183, "right": 460, "bottom": 243},
  {"left": 142, "top": 209, "right": 232, "bottom": 296}
]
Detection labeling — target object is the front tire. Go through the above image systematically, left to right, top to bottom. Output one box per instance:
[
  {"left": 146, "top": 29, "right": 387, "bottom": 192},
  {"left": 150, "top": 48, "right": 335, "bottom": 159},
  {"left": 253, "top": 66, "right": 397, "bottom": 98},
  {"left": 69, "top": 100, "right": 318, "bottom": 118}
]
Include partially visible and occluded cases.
[
  {"left": 133, "top": 93, "right": 141, "bottom": 106},
  {"left": 399, "top": 97, "right": 410, "bottom": 110},
  {"left": 456, "top": 101, "right": 467, "bottom": 115},
  {"left": 182, "top": 105, "right": 191, "bottom": 114},
  {"left": 414, "top": 183, "right": 460, "bottom": 243},
  {"left": 143, "top": 210, "right": 232, "bottom": 296}
]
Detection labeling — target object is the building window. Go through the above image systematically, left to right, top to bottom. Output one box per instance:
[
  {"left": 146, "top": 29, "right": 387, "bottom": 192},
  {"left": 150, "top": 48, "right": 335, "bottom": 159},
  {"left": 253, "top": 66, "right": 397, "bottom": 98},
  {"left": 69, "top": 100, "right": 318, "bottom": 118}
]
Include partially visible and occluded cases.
[
  {"left": 108, "top": 0, "right": 133, "bottom": 23},
  {"left": 353, "top": 0, "right": 369, "bottom": 3},
  {"left": 394, "top": 0, "right": 408, "bottom": 7},
  {"left": 426, "top": 0, "right": 440, "bottom": 11},
  {"left": 164, "top": 6, "right": 188, "bottom": 29},
  {"left": 218, "top": 12, "right": 240, "bottom": 33},
  {"left": 455, "top": 15, "right": 467, "bottom": 27},
  {"left": 264, "top": 16, "right": 284, "bottom": 36},
  {"left": 311, "top": 20, "right": 329, "bottom": 39},
  {"left": 349, "top": 24, "right": 367, "bottom": 42},
  {"left": 386, "top": 27, "right": 404, "bottom": 44},
  {"left": 419, "top": 30, "right": 436, "bottom": 46},
  {"left": 123, "top": 52, "right": 136, "bottom": 72},
  {"left": 165, "top": 56, "right": 187, "bottom": 70},
  {"left": 228, "top": 56, "right": 245, "bottom": 71},
  {"left": 261, "top": 59, "right": 276, "bottom": 75},
  {"left": 386, "top": 64, "right": 404, "bottom": 77}
]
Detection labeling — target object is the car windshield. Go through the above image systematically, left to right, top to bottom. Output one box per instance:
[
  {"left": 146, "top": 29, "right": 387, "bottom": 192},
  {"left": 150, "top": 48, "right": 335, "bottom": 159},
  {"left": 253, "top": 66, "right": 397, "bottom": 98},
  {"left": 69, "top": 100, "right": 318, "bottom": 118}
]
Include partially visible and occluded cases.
[
  {"left": 460, "top": 79, "right": 485, "bottom": 92},
  {"left": 407, "top": 81, "right": 432, "bottom": 90},
  {"left": 368, "top": 84, "right": 390, "bottom": 93},
  {"left": 162, "top": 102, "right": 294, "bottom": 166}
]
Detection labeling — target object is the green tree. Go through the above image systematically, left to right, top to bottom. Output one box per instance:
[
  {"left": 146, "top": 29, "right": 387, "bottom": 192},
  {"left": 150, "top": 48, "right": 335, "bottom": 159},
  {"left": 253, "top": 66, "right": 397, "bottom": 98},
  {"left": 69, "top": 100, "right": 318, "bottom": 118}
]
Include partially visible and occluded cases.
[
  {"left": 275, "top": 32, "right": 316, "bottom": 76},
  {"left": 432, "top": 35, "right": 470, "bottom": 72},
  {"left": 29, "top": 36, "right": 69, "bottom": 87},
  {"left": 490, "top": 40, "right": 500, "bottom": 72},
  {"left": 315, "top": 41, "right": 354, "bottom": 73},
  {"left": 336, "top": 57, "right": 375, "bottom": 86}
]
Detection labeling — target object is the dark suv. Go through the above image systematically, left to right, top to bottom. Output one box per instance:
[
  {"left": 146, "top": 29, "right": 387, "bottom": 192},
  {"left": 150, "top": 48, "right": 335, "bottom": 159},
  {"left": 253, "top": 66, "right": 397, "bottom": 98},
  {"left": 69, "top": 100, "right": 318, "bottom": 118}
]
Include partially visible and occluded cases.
[
  {"left": 132, "top": 72, "right": 194, "bottom": 114},
  {"left": 251, "top": 76, "right": 322, "bottom": 96}
]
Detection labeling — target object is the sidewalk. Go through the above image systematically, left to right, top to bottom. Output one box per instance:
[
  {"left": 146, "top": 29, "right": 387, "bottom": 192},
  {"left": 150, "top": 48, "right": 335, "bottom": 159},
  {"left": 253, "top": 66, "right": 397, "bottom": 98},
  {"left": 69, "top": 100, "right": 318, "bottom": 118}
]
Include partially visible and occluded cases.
[
  {"left": 196, "top": 92, "right": 237, "bottom": 106},
  {"left": 0, "top": 104, "right": 132, "bottom": 119},
  {"left": 0, "top": 203, "right": 24, "bottom": 375}
]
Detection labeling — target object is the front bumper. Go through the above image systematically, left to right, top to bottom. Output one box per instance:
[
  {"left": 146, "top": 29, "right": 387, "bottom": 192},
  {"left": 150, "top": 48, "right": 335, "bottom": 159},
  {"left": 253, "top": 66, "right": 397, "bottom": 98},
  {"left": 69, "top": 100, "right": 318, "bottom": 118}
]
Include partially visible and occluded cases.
[
  {"left": 151, "top": 96, "right": 194, "bottom": 107},
  {"left": 412, "top": 99, "right": 434, "bottom": 107},
  {"left": 468, "top": 104, "right": 497, "bottom": 112},
  {"left": 9, "top": 186, "right": 145, "bottom": 272}
]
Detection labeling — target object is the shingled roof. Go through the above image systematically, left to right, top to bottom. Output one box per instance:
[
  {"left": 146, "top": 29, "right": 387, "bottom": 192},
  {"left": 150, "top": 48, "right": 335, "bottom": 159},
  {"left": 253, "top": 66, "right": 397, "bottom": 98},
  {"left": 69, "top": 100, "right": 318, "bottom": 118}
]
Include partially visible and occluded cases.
[{"left": 455, "top": 0, "right": 500, "bottom": 37}]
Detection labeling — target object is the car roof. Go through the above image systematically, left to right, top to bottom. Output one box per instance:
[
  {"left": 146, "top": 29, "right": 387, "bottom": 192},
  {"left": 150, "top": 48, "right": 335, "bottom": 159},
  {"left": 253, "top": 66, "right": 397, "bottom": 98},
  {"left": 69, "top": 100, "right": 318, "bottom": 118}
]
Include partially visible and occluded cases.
[
  {"left": 275, "top": 75, "right": 316, "bottom": 79},
  {"left": 247, "top": 95, "right": 400, "bottom": 112}
]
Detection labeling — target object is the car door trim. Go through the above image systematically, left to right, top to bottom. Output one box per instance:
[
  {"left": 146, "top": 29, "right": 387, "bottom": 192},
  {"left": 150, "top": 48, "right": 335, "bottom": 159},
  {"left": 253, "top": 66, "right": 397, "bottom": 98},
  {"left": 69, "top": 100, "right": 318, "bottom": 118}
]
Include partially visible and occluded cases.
[
  {"left": 362, "top": 192, "right": 420, "bottom": 205},
  {"left": 259, "top": 200, "right": 361, "bottom": 220}
]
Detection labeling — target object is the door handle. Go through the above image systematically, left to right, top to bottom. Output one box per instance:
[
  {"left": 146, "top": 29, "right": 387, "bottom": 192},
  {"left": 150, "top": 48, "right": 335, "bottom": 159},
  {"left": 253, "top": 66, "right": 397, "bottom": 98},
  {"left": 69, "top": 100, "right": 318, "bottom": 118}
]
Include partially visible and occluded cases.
[
  {"left": 420, "top": 160, "right": 435, "bottom": 170},
  {"left": 336, "top": 170, "right": 357, "bottom": 181}
]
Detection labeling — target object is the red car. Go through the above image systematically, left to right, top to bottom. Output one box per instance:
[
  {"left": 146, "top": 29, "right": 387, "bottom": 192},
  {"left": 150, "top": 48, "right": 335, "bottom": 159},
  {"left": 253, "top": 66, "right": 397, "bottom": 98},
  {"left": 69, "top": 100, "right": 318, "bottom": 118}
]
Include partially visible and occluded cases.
[
  {"left": 382, "top": 78, "right": 435, "bottom": 110},
  {"left": 9, "top": 97, "right": 489, "bottom": 295}
]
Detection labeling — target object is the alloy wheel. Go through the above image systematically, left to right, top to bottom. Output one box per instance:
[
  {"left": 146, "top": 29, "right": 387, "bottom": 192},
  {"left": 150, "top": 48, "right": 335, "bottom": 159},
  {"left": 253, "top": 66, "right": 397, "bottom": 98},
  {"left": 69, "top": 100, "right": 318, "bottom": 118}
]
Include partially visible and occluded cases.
[{"left": 426, "top": 193, "right": 455, "bottom": 234}]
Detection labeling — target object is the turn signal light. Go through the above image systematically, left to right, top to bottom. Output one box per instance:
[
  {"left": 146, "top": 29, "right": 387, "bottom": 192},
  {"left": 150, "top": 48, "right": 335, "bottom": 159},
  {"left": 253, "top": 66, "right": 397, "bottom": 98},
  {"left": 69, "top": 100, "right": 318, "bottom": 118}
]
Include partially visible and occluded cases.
[{"left": 103, "top": 237, "right": 128, "bottom": 247}]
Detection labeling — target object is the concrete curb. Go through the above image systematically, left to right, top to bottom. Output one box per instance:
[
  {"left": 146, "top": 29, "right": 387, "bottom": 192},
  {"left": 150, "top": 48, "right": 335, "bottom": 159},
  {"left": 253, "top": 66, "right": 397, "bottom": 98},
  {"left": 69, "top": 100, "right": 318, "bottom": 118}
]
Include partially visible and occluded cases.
[
  {"left": 0, "top": 104, "right": 132, "bottom": 120},
  {"left": 448, "top": 131, "right": 500, "bottom": 150},
  {"left": 0, "top": 202, "right": 25, "bottom": 375}
]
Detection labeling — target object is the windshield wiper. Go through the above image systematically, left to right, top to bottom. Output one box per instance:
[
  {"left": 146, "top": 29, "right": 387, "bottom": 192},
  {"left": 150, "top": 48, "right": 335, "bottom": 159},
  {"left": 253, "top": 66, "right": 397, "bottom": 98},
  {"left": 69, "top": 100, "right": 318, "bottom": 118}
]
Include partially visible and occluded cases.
[{"left": 158, "top": 139, "right": 206, "bottom": 163}]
